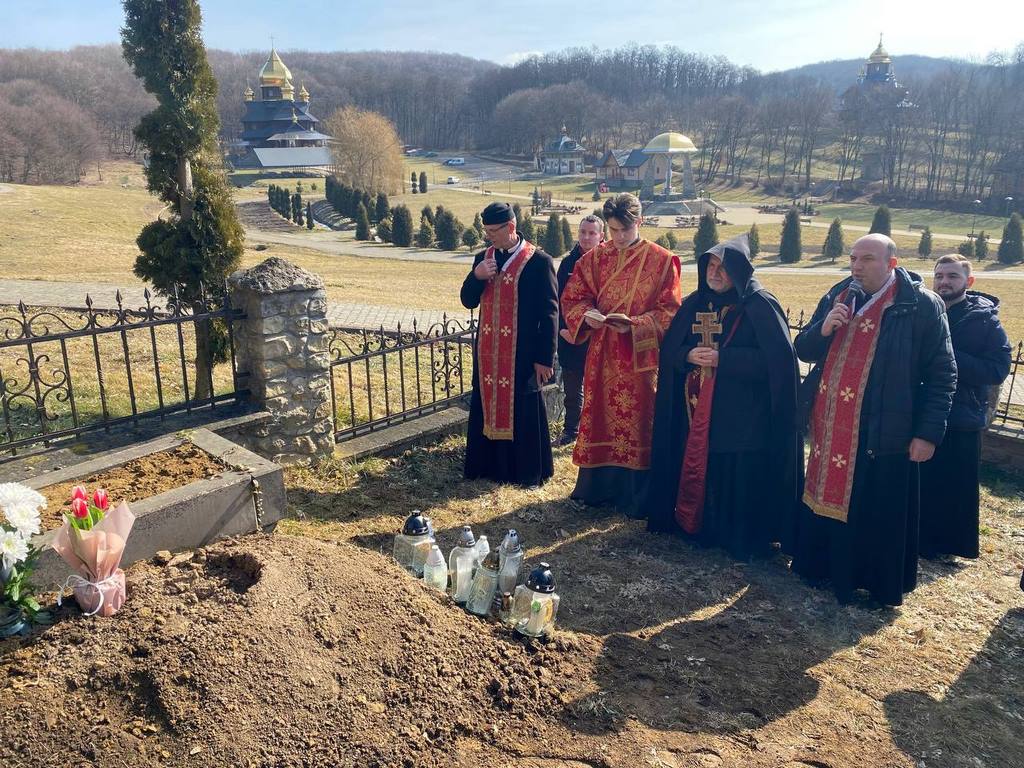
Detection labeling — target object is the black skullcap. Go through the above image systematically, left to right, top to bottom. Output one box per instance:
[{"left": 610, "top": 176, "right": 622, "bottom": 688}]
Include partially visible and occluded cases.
[{"left": 481, "top": 202, "right": 514, "bottom": 225}]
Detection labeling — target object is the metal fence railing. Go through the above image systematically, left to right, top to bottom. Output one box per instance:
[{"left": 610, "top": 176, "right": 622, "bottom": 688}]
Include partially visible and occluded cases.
[
  {"left": 0, "top": 286, "right": 246, "bottom": 457},
  {"left": 327, "top": 306, "right": 1024, "bottom": 442},
  {"left": 328, "top": 314, "right": 476, "bottom": 442}
]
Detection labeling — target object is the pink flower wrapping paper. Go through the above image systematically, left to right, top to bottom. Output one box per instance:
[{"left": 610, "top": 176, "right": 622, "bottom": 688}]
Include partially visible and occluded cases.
[{"left": 50, "top": 501, "right": 136, "bottom": 617}]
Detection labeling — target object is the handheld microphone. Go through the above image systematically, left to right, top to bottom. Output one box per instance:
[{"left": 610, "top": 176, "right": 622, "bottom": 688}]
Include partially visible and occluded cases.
[{"left": 844, "top": 278, "right": 865, "bottom": 312}]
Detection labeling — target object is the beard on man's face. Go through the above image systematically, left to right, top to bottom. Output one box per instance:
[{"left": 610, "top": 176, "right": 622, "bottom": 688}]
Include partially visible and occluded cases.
[{"left": 936, "top": 284, "right": 967, "bottom": 302}]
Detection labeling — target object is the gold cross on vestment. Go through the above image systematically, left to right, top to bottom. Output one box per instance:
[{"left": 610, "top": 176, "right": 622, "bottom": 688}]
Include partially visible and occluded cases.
[{"left": 692, "top": 310, "right": 723, "bottom": 377}]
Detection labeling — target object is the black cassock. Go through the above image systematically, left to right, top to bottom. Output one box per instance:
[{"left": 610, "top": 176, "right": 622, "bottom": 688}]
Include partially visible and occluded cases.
[
  {"left": 645, "top": 239, "right": 800, "bottom": 559},
  {"left": 460, "top": 241, "right": 558, "bottom": 487},
  {"left": 790, "top": 268, "right": 955, "bottom": 606},
  {"left": 920, "top": 294, "right": 1010, "bottom": 559}
]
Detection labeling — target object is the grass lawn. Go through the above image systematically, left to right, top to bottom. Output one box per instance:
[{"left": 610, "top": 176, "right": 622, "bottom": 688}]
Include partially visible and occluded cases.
[
  {"left": 2, "top": 161, "right": 1021, "bottom": 344},
  {"left": 230, "top": 174, "right": 327, "bottom": 202},
  {"left": 817, "top": 203, "right": 1009, "bottom": 235}
]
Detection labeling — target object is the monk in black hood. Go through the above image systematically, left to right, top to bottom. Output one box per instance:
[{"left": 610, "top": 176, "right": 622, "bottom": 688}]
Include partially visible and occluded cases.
[{"left": 645, "top": 234, "right": 801, "bottom": 559}]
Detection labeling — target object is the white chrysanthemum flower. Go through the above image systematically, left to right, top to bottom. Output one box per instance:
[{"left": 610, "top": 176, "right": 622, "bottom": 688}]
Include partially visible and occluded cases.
[
  {"left": 0, "top": 483, "right": 46, "bottom": 516},
  {"left": 2, "top": 503, "right": 41, "bottom": 538},
  {"left": 0, "top": 529, "right": 29, "bottom": 569}
]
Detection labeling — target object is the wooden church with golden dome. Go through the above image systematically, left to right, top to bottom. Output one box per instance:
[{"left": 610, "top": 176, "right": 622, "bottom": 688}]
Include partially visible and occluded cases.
[{"left": 232, "top": 47, "right": 332, "bottom": 170}]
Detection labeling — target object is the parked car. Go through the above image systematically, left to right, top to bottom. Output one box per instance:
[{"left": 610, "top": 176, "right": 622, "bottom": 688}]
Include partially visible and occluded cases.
[
  {"left": 424, "top": 151, "right": 438, "bottom": 157},
  {"left": 444, "top": 158, "right": 465, "bottom": 166},
  {"left": 446, "top": 176, "right": 460, "bottom": 184}
]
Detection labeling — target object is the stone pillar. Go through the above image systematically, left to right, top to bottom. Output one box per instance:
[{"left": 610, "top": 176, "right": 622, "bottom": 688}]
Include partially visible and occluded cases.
[
  {"left": 681, "top": 154, "right": 696, "bottom": 199},
  {"left": 639, "top": 156, "right": 656, "bottom": 200},
  {"left": 227, "top": 257, "right": 334, "bottom": 465}
]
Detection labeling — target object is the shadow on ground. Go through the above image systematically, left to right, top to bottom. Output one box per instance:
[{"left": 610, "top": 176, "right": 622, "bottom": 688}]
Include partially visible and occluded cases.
[{"left": 884, "top": 607, "right": 1024, "bottom": 768}]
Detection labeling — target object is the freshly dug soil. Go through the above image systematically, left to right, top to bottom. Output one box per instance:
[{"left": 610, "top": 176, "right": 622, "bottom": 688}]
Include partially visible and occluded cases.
[
  {"left": 36, "top": 442, "right": 227, "bottom": 530},
  {"left": 0, "top": 534, "right": 598, "bottom": 768}
]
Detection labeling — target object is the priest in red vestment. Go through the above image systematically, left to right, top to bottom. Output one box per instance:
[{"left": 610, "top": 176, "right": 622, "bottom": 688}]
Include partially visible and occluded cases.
[
  {"left": 560, "top": 193, "right": 682, "bottom": 515},
  {"left": 791, "top": 234, "right": 956, "bottom": 606}
]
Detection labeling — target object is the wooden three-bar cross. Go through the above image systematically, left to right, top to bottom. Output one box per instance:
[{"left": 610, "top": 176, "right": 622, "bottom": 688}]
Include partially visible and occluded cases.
[{"left": 692, "top": 310, "right": 723, "bottom": 377}]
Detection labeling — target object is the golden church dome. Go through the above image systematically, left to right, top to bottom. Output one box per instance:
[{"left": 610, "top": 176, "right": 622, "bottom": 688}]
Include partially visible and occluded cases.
[
  {"left": 869, "top": 35, "right": 891, "bottom": 64},
  {"left": 259, "top": 47, "right": 292, "bottom": 86}
]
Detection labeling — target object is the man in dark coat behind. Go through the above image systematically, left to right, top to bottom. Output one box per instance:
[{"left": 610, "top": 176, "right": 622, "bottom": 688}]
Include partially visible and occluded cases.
[
  {"left": 460, "top": 202, "right": 558, "bottom": 487},
  {"left": 554, "top": 215, "right": 604, "bottom": 446},
  {"left": 646, "top": 234, "right": 800, "bottom": 559},
  {"left": 791, "top": 234, "right": 956, "bottom": 606},
  {"left": 921, "top": 254, "right": 1011, "bottom": 558}
]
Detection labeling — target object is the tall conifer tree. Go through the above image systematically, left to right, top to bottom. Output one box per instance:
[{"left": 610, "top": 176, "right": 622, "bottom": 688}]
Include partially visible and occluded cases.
[
  {"left": 122, "top": 0, "right": 244, "bottom": 398},
  {"left": 391, "top": 205, "right": 414, "bottom": 247},
  {"left": 869, "top": 205, "right": 892, "bottom": 236},
  {"left": 779, "top": 208, "right": 802, "bottom": 263},
  {"left": 693, "top": 213, "right": 718, "bottom": 257},
  {"left": 998, "top": 213, "right": 1024, "bottom": 264},
  {"left": 822, "top": 217, "right": 844, "bottom": 263},
  {"left": 917, "top": 227, "right": 933, "bottom": 258}
]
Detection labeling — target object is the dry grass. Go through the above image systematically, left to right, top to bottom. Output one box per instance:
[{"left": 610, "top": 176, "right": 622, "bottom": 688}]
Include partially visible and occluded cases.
[
  {"left": 0, "top": 161, "right": 163, "bottom": 283},
  {"left": 1, "top": 162, "right": 1021, "bottom": 342}
]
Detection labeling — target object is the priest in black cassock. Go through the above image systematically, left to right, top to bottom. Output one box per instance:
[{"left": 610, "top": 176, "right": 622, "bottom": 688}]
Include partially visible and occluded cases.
[
  {"left": 460, "top": 202, "right": 558, "bottom": 487},
  {"left": 791, "top": 234, "right": 956, "bottom": 606},
  {"left": 645, "top": 235, "right": 800, "bottom": 559},
  {"left": 921, "top": 255, "right": 1011, "bottom": 558}
]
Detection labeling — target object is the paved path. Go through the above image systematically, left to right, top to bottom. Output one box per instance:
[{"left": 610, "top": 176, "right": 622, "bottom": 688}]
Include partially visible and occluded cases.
[
  {"left": 247, "top": 227, "right": 1024, "bottom": 281},
  {"left": 0, "top": 279, "right": 467, "bottom": 333}
]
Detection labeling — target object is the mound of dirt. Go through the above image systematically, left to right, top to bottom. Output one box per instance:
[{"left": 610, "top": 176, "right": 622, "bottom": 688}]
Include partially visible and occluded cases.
[{"left": 0, "top": 534, "right": 597, "bottom": 768}]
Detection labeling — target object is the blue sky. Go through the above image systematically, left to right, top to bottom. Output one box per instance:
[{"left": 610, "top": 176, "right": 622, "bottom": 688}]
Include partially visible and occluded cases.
[{"left": 4, "top": 0, "right": 1022, "bottom": 72}]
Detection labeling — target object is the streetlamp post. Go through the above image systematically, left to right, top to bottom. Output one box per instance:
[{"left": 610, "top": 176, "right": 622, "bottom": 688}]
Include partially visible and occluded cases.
[
  {"left": 1006, "top": 196, "right": 1015, "bottom": 217},
  {"left": 971, "top": 199, "right": 982, "bottom": 238}
]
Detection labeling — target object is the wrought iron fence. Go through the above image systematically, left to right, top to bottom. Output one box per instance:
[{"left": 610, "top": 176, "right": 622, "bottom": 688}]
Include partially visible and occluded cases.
[
  {"left": 0, "top": 286, "right": 246, "bottom": 457},
  {"left": 327, "top": 303, "right": 1024, "bottom": 442},
  {"left": 328, "top": 314, "right": 476, "bottom": 442},
  {"left": 994, "top": 340, "right": 1024, "bottom": 427}
]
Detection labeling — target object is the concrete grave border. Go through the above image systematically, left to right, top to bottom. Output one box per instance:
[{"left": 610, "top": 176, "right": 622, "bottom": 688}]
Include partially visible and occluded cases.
[{"left": 28, "top": 428, "right": 286, "bottom": 587}]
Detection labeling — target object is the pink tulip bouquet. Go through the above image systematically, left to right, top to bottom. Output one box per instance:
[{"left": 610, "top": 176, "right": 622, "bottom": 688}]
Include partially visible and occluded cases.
[{"left": 50, "top": 485, "right": 135, "bottom": 617}]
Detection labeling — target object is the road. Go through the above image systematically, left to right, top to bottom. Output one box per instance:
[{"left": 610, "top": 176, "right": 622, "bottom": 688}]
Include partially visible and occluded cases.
[{"left": 245, "top": 225, "right": 1024, "bottom": 280}]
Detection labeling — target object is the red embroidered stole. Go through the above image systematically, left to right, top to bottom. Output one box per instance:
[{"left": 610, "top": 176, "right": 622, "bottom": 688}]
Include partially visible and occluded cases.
[
  {"left": 478, "top": 242, "right": 535, "bottom": 441},
  {"left": 803, "top": 279, "right": 899, "bottom": 522},
  {"left": 675, "top": 306, "right": 741, "bottom": 534}
]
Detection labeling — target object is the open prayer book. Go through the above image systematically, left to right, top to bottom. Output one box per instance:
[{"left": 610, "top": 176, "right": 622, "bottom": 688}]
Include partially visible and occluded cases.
[{"left": 584, "top": 308, "right": 634, "bottom": 326}]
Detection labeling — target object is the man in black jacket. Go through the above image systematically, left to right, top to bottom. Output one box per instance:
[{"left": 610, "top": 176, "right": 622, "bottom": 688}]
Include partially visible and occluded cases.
[
  {"left": 554, "top": 215, "right": 603, "bottom": 446},
  {"left": 791, "top": 234, "right": 956, "bottom": 606},
  {"left": 920, "top": 254, "right": 1011, "bottom": 558}
]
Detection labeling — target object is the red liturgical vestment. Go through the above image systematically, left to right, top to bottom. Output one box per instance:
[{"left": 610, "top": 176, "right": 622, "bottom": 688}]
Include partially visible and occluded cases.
[
  {"left": 561, "top": 239, "right": 682, "bottom": 469},
  {"left": 478, "top": 242, "right": 535, "bottom": 440},
  {"left": 803, "top": 278, "right": 900, "bottom": 522}
]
